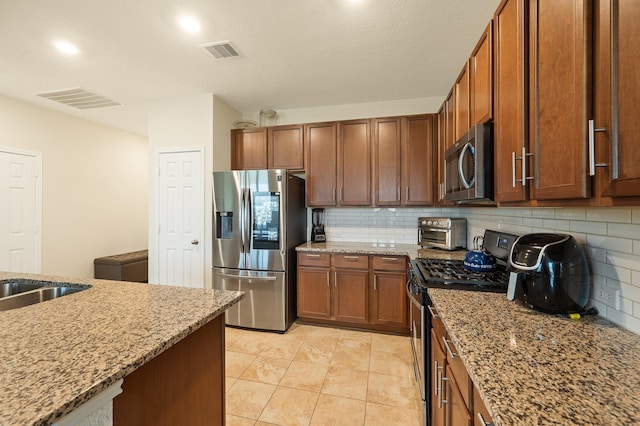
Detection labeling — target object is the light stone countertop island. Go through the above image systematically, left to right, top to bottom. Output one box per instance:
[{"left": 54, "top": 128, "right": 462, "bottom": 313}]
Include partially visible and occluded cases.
[{"left": 0, "top": 271, "right": 244, "bottom": 426}]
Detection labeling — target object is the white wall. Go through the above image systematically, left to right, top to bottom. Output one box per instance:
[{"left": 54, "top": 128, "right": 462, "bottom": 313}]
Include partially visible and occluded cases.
[
  {"left": 147, "top": 94, "right": 240, "bottom": 289},
  {"left": 0, "top": 95, "right": 148, "bottom": 278},
  {"left": 242, "top": 97, "right": 444, "bottom": 126},
  {"left": 324, "top": 206, "right": 640, "bottom": 335}
]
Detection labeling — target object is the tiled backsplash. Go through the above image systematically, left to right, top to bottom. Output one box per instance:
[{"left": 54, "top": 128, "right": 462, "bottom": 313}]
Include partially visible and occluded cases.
[{"left": 324, "top": 206, "right": 640, "bottom": 335}]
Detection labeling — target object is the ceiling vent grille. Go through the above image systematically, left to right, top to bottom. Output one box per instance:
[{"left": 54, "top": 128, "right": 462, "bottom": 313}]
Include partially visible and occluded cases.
[
  {"left": 200, "top": 41, "right": 241, "bottom": 59},
  {"left": 37, "top": 87, "right": 121, "bottom": 110}
]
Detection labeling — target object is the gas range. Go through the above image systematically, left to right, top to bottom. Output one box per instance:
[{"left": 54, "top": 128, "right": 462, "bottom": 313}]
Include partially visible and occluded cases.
[{"left": 408, "top": 229, "right": 520, "bottom": 304}]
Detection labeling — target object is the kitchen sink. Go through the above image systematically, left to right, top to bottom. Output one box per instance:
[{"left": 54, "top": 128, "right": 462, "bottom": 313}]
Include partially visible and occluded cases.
[{"left": 0, "top": 279, "right": 91, "bottom": 311}]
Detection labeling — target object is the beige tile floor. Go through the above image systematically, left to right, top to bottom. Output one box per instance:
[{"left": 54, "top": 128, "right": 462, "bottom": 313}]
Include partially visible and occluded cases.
[{"left": 225, "top": 322, "right": 422, "bottom": 426}]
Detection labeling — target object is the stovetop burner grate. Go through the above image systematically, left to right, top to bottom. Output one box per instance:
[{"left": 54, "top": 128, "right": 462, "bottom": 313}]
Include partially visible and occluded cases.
[{"left": 413, "top": 258, "right": 510, "bottom": 291}]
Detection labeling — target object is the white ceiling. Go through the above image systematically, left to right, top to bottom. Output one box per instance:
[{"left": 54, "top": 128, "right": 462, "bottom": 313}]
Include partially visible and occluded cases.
[{"left": 0, "top": 0, "right": 501, "bottom": 136}]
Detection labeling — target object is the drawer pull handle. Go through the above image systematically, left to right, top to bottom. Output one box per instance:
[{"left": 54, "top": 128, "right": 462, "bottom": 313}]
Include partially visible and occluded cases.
[
  {"left": 306, "top": 254, "right": 321, "bottom": 258},
  {"left": 343, "top": 256, "right": 360, "bottom": 260},
  {"left": 381, "top": 257, "right": 398, "bottom": 262},
  {"left": 442, "top": 336, "right": 459, "bottom": 359}
]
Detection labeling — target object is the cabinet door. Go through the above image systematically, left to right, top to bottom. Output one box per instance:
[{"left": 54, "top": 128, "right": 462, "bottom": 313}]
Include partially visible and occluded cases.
[
  {"left": 493, "top": 0, "right": 529, "bottom": 202},
  {"left": 529, "top": 0, "right": 591, "bottom": 200},
  {"left": 594, "top": 0, "right": 640, "bottom": 198},
  {"left": 471, "top": 22, "right": 494, "bottom": 125},
  {"left": 454, "top": 62, "right": 471, "bottom": 141},
  {"left": 444, "top": 90, "right": 456, "bottom": 150},
  {"left": 436, "top": 105, "right": 447, "bottom": 205},
  {"left": 402, "top": 115, "right": 435, "bottom": 206},
  {"left": 373, "top": 117, "right": 402, "bottom": 206},
  {"left": 338, "top": 120, "right": 372, "bottom": 206},
  {"left": 305, "top": 122, "right": 338, "bottom": 206},
  {"left": 268, "top": 125, "right": 304, "bottom": 170},
  {"left": 231, "top": 128, "right": 268, "bottom": 170},
  {"left": 297, "top": 266, "right": 331, "bottom": 319},
  {"left": 333, "top": 269, "right": 369, "bottom": 324},
  {"left": 371, "top": 271, "right": 408, "bottom": 328},
  {"left": 431, "top": 329, "right": 446, "bottom": 426},
  {"left": 445, "top": 365, "right": 472, "bottom": 426},
  {"left": 473, "top": 385, "right": 494, "bottom": 426}
]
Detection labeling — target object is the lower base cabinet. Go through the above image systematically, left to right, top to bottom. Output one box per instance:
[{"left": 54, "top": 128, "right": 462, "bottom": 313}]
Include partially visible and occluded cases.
[
  {"left": 297, "top": 252, "right": 409, "bottom": 334},
  {"left": 113, "top": 315, "right": 225, "bottom": 425}
]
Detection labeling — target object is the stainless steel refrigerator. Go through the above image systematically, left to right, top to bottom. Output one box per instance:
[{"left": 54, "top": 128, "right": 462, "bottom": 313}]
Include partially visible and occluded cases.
[{"left": 212, "top": 170, "right": 306, "bottom": 332}]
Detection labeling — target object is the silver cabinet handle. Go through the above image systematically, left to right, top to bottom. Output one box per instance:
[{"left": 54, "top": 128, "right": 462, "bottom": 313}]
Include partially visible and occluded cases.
[
  {"left": 588, "top": 119, "right": 607, "bottom": 176},
  {"left": 512, "top": 147, "right": 534, "bottom": 187},
  {"left": 511, "top": 151, "right": 517, "bottom": 188},
  {"left": 332, "top": 187, "right": 336, "bottom": 202},
  {"left": 340, "top": 187, "right": 344, "bottom": 201},
  {"left": 397, "top": 187, "right": 400, "bottom": 201},
  {"left": 405, "top": 187, "right": 409, "bottom": 201},
  {"left": 191, "top": 239, "right": 199, "bottom": 245},
  {"left": 306, "top": 254, "right": 321, "bottom": 258},
  {"left": 343, "top": 255, "right": 360, "bottom": 260},
  {"left": 381, "top": 257, "right": 398, "bottom": 261},
  {"left": 326, "top": 271, "right": 330, "bottom": 287},
  {"left": 334, "top": 271, "right": 337, "bottom": 287},
  {"left": 374, "top": 275, "right": 377, "bottom": 290},
  {"left": 427, "top": 304, "right": 439, "bottom": 318},
  {"left": 442, "top": 336, "right": 459, "bottom": 359},
  {"left": 440, "top": 376, "right": 449, "bottom": 405},
  {"left": 477, "top": 413, "right": 494, "bottom": 426}
]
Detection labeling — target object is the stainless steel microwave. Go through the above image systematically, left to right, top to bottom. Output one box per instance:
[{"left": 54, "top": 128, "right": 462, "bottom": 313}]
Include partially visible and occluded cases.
[{"left": 444, "top": 122, "right": 494, "bottom": 203}]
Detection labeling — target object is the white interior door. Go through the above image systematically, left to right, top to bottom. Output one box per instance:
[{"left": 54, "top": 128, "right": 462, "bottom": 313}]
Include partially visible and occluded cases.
[
  {"left": 0, "top": 148, "right": 41, "bottom": 273},
  {"left": 157, "top": 149, "right": 204, "bottom": 288}
]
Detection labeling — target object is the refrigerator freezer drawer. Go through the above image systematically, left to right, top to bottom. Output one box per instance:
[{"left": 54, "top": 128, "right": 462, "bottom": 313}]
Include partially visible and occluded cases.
[{"left": 213, "top": 268, "right": 286, "bottom": 332}]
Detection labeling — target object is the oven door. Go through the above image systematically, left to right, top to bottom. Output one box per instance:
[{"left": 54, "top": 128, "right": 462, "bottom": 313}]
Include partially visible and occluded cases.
[{"left": 407, "top": 277, "right": 429, "bottom": 425}]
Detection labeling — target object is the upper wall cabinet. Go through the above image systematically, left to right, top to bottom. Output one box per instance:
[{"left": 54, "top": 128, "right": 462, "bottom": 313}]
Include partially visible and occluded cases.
[
  {"left": 493, "top": 0, "right": 528, "bottom": 203},
  {"left": 494, "top": 0, "right": 592, "bottom": 203},
  {"left": 528, "top": 0, "right": 591, "bottom": 200},
  {"left": 593, "top": 0, "right": 640, "bottom": 200},
  {"left": 470, "top": 22, "right": 494, "bottom": 125},
  {"left": 454, "top": 62, "right": 471, "bottom": 142},
  {"left": 373, "top": 115, "right": 435, "bottom": 207},
  {"left": 338, "top": 120, "right": 372, "bottom": 206},
  {"left": 305, "top": 122, "right": 338, "bottom": 206},
  {"left": 232, "top": 125, "right": 304, "bottom": 170},
  {"left": 267, "top": 125, "right": 304, "bottom": 170},
  {"left": 231, "top": 128, "right": 267, "bottom": 170}
]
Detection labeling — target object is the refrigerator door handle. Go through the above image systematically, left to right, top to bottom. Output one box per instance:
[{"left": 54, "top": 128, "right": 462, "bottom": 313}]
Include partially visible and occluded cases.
[
  {"left": 246, "top": 188, "right": 252, "bottom": 254},
  {"left": 217, "top": 271, "right": 278, "bottom": 281}
]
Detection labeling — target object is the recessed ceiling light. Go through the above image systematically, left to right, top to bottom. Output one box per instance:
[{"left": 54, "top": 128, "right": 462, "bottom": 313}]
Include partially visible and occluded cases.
[
  {"left": 178, "top": 15, "right": 201, "bottom": 33},
  {"left": 52, "top": 40, "right": 79, "bottom": 55}
]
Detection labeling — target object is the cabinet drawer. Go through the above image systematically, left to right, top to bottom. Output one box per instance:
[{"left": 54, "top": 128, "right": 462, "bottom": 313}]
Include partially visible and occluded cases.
[
  {"left": 298, "top": 252, "right": 331, "bottom": 267},
  {"left": 332, "top": 254, "right": 369, "bottom": 269},
  {"left": 372, "top": 255, "right": 407, "bottom": 271},
  {"left": 429, "top": 305, "right": 447, "bottom": 353},
  {"left": 443, "top": 336, "right": 471, "bottom": 410}
]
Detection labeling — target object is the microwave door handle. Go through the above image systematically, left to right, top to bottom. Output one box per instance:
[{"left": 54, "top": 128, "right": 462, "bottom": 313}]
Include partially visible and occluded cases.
[{"left": 458, "top": 142, "right": 475, "bottom": 189}]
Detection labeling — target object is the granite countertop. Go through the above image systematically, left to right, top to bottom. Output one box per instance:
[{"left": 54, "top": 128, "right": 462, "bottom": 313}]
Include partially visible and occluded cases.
[
  {"left": 296, "top": 241, "right": 467, "bottom": 261},
  {"left": 0, "top": 272, "right": 244, "bottom": 426},
  {"left": 428, "top": 288, "right": 640, "bottom": 426}
]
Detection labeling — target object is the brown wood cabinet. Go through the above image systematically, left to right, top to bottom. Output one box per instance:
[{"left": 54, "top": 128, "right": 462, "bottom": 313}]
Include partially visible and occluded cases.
[
  {"left": 493, "top": 0, "right": 529, "bottom": 203},
  {"left": 528, "top": 0, "right": 591, "bottom": 200},
  {"left": 593, "top": 0, "right": 640, "bottom": 200},
  {"left": 471, "top": 22, "right": 494, "bottom": 125},
  {"left": 454, "top": 63, "right": 471, "bottom": 141},
  {"left": 373, "top": 115, "right": 435, "bottom": 207},
  {"left": 338, "top": 120, "right": 372, "bottom": 206},
  {"left": 305, "top": 122, "right": 338, "bottom": 206},
  {"left": 231, "top": 125, "right": 304, "bottom": 170},
  {"left": 267, "top": 125, "right": 304, "bottom": 169},
  {"left": 231, "top": 128, "right": 268, "bottom": 170},
  {"left": 297, "top": 252, "right": 408, "bottom": 334},
  {"left": 297, "top": 253, "right": 332, "bottom": 320},
  {"left": 333, "top": 254, "right": 370, "bottom": 324},
  {"left": 370, "top": 256, "right": 408, "bottom": 328},
  {"left": 431, "top": 310, "right": 473, "bottom": 426},
  {"left": 114, "top": 315, "right": 225, "bottom": 425},
  {"left": 473, "top": 386, "right": 494, "bottom": 426}
]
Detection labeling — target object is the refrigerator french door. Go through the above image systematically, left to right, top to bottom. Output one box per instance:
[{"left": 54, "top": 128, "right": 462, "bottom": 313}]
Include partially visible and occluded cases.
[{"left": 212, "top": 170, "right": 305, "bottom": 332}]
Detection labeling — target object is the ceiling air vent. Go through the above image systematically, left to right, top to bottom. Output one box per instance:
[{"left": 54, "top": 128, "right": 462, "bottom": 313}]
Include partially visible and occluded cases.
[
  {"left": 200, "top": 41, "right": 241, "bottom": 59},
  {"left": 37, "top": 87, "right": 121, "bottom": 110}
]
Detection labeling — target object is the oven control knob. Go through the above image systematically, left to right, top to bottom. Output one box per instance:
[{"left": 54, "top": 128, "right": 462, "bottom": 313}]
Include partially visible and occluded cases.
[{"left": 427, "top": 220, "right": 433, "bottom": 225}]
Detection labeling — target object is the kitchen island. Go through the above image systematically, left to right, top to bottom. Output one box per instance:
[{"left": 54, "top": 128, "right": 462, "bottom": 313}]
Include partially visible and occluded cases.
[
  {"left": 0, "top": 272, "right": 243, "bottom": 426},
  {"left": 429, "top": 288, "right": 640, "bottom": 425}
]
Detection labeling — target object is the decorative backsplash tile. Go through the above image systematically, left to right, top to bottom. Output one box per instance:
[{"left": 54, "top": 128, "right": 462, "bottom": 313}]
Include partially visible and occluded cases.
[{"left": 324, "top": 206, "right": 640, "bottom": 335}]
